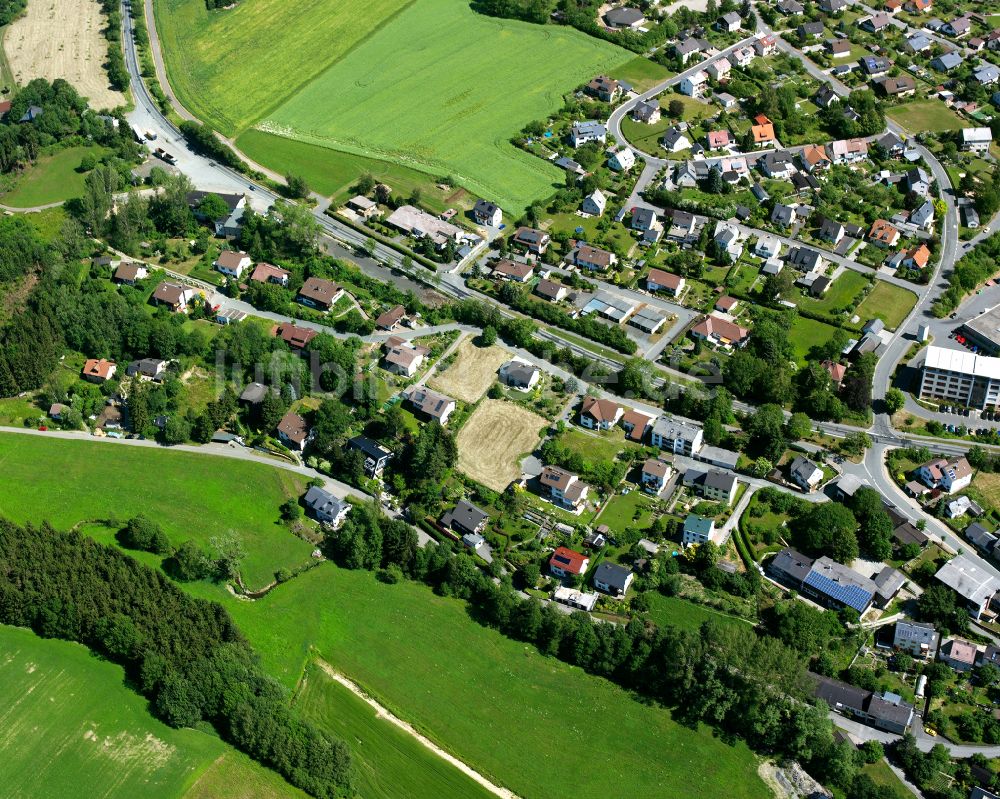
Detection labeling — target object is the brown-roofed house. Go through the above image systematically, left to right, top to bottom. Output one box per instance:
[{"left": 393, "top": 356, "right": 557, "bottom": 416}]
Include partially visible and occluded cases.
[
  {"left": 800, "top": 144, "right": 831, "bottom": 172},
  {"left": 868, "top": 219, "right": 901, "bottom": 247},
  {"left": 573, "top": 244, "right": 616, "bottom": 271},
  {"left": 214, "top": 250, "right": 252, "bottom": 278},
  {"left": 492, "top": 259, "right": 535, "bottom": 282},
  {"left": 113, "top": 262, "right": 148, "bottom": 285},
  {"left": 249, "top": 262, "right": 290, "bottom": 286},
  {"left": 646, "top": 268, "right": 684, "bottom": 295},
  {"left": 297, "top": 277, "right": 344, "bottom": 310},
  {"left": 535, "top": 279, "right": 568, "bottom": 302},
  {"left": 151, "top": 281, "right": 196, "bottom": 313},
  {"left": 715, "top": 296, "right": 738, "bottom": 314},
  {"left": 375, "top": 305, "right": 406, "bottom": 330},
  {"left": 691, "top": 314, "right": 750, "bottom": 348},
  {"left": 274, "top": 322, "right": 317, "bottom": 352},
  {"left": 383, "top": 339, "right": 427, "bottom": 377},
  {"left": 82, "top": 358, "right": 116, "bottom": 383},
  {"left": 406, "top": 387, "right": 456, "bottom": 425},
  {"left": 580, "top": 396, "right": 623, "bottom": 430},
  {"left": 620, "top": 408, "right": 655, "bottom": 441},
  {"left": 277, "top": 410, "right": 311, "bottom": 451},
  {"left": 641, "top": 457, "right": 673, "bottom": 492}
]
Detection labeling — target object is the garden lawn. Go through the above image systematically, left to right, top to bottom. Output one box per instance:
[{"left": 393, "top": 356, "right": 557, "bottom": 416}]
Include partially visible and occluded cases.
[
  {"left": 152, "top": 0, "right": 412, "bottom": 135},
  {"left": 260, "top": 0, "right": 632, "bottom": 213},
  {"left": 609, "top": 56, "right": 672, "bottom": 91},
  {"left": 886, "top": 100, "right": 967, "bottom": 134},
  {"left": 236, "top": 130, "right": 474, "bottom": 210},
  {"left": 0, "top": 146, "right": 107, "bottom": 207},
  {"left": 795, "top": 269, "right": 869, "bottom": 321},
  {"left": 851, "top": 281, "right": 917, "bottom": 331},
  {"left": 788, "top": 316, "right": 844, "bottom": 366},
  {"left": 559, "top": 427, "right": 633, "bottom": 462},
  {"left": 0, "top": 433, "right": 315, "bottom": 588},
  {"left": 597, "top": 489, "right": 656, "bottom": 533},
  {"left": 186, "top": 566, "right": 771, "bottom": 799},
  {"left": 644, "top": 593, "right": 748, "bottom": 634},
  {"left": 0, "top": 624, "right": 303, "bottom": 799},
  {"left": 295, "top": 661, "right": 495, "bottom": 799},
  {"left": 859, "top": 761, "right": 913, "bottom": 799}
]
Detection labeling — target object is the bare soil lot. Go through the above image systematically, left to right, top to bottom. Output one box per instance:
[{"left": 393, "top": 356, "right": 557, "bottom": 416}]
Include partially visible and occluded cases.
[
  {"left": 6, "top": 0, "right": 125, "bottom": 109},
  {"left": 429, "top": 339, "right": 510, "bottom": 404},
  {"left": 456, "top": 399, "right": 548, "bottom": 492}
]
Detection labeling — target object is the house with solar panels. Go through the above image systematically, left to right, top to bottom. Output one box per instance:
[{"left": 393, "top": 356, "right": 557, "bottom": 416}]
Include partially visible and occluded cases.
[{"left": 770, "top": 548, "right": 904, "bottom": 615}]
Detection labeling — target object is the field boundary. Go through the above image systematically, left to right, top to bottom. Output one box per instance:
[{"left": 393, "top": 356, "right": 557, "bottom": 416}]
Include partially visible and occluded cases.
[{"left": 313, "top": 658, "right": 520, "bottom": 799}]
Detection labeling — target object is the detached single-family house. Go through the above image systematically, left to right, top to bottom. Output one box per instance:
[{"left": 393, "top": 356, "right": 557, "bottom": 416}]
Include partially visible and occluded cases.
[
  {"left": 604, "top": 6, "right": 645, "bottom": 28},
  {"left": 717, "top": 11, "right": 742, "bottom": 31},
  {"left": 861, "top": 12, "right": 892, "bottom": 32},
  {"left": 943, "top": 16, "right": 971, "bottom": 37},
  {"left": 754, "top": 34, "right": 777, "bottom": 55},
  {"left": 931, "top": 51, "right": 963, "bottom": 71},
  {"left": 707, "top": 57, "right": 732, "bottom": 81},
  {"left": 679, "top": 71, "right": 709, "bottom": 98},
  {"left": 585, "top": 75, "right": 621, "bottom": 102},
  {"left": 631, "top": 100, "right": 661, "bottom": 124},
  {"left": 751, "top": 114, "right": 776, "bottom": 147},
  {"left": 569, "top": 121, "right": 607, "bottom": 148},
  {"left": 662, "top": 126, "right": 692, "bottom": 152},
  {"left": 961, "top": 127, "right": 993, "bottom": 153},
  {"left": 707, "top": 129, "right": 731, "bottom": 150},
  {"left": 800, "top": 144, "right": 831, "bottom": 172},
  {"left": 609, "top": 148, "right": 636, "bottom": 172},
  {"left": 581, "top": 189, "right": 607, "bottom": 216},
  {"left": 187, "top": 191, "right": 247, "bottom": 237},
  {"left": 347, "top": 195, "right": 380, "bottom": 220},
  {"left": 473, "top": 200, "right": 503, "bottom": 227},
  {"left": 910, "top": 201, "right": 935, "bottom": 231},
  {"left": 771, "top": 203, "right": 797, "bottom": 228},
  {"left": 819, "top": 217, "right": 846, "bottom": 244},
  {"left": 868, "top": 219, "right": 901, "bottom": 248},
  {"left": 714, "top": 222, "right": 743, "bottom": 261},
  {"left": 512, "top": 226, "right": 550, "bottom": 254},
  {"left": 755, "top": 234, "right": 781, "bottom": 259},
  {"left": 902, "top": 243, "right": 931, "bottom": 269},
  {"left": 574, "top": 244, "right": 617, "bottom": 271},
  {"left": 214, "top": 249, "right": 252, "bottom": 279},
  {"left": 492, "top": 259, "right": 535, "bottom": 282},
  {"left": 113, "top": 262, "right": 148, "bottom": 285},
  {"left": 250, "top": 262, "right": 290, "bottom": 287},
  {"left": 646, "top": 268, "right": 684, "bottom": 295},
  {"left": 297, "top": 277, "right": 344, "bottom": 311},
  {"left": 535, "top": 279, "right": 567, "bottom": 302},
  {"left": 151, "top": 281, "right": 197, "bottom": 313},
  {"left": 375, "top": 305, "right": 406, "bottom": 330},
  {"left": 690, "top": 314, "right": 750, "bottom": 348},
  {"left": 275, "top": 322, "right": 317, "bottom": 352},
  {"left": 383, "top": 338, "right": 429, "bottom": 377},
  {"left": 82, "top": 358, "right": 116, "bottom": 383},
  {"left": 126, "top": 358, "right": 167, "bottom": 382},
  {"left": 499, "top": 359, "right": 541, "bottom": 390},
  {"left": 407, "top": 387, "right": 456, "bottom": 425},
  {"left": 580, "top": 396, "right": 623, "bottom": 430},
  {"left": 277, "top": 411, "right": 311, "bottom": 452},
  {"left": 347, "top": 435, "right": 393, "bottom": 477},
  {"left": 790, "top": 455, "right": 824, "bottom": 491},
  {"left": 917, "top": 456, "right": 972, "bottom": 493},
  {"left": 641, "top": 457, "right": 673, "bottom": 493},
  {"left": 540, "top": 465, "right": 590, "bottom": 510},
  {"left": 303, "top": 486, "right": 349, "bottom": 528},
  {"left": 440, "top": 499, "right": 489, "bottom": 538},
  {"left": 682, "top": 514, "right": 715, "bottom": 545},
  {"left": 549, "top": 546, "right": 590, "bottom": 578},
  {"left": 934, "top": 554, "right": 999, "bottom": 620},
  {"left": 593, "top": 562, "right": 634, "bottom": 597},
  {"left": 893, "top": 620, "right": 939, "bottom": 657},
  {"left": 941, "top": 638, "right": 979, "bottom": 672}
]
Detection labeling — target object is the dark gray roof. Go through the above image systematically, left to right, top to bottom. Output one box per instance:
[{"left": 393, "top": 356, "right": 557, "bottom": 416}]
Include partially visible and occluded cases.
[
  {"left": 605, "top": 6, "right": 644, "bottom": 25},
  {"left": 348, "top": 435, "right": 392, "bottom": 461},
  {"left": 704, "top": 469, "right": 737, "bottom": 493},
  {"left": 304, "top": 486, "right": 347, "bottom": 518},
  {"left": 441, "top": 499, "right": 488, "bottom": 534},
  {"left": 771, "top": 548, "right": 814, "bottom": 583},
  {"left": 593, "top": 561, "right": 632, "bottom": 591}
]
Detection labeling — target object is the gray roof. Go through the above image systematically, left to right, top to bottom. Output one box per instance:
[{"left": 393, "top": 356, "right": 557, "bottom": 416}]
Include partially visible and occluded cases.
[
  {"left": 605, "top": 6, "right": 644, "bottom": 25},
  {"left": 932, "top": 51, "right": 963, "bottom": 70},
  {"left": 788, "top": 246, "right": 823, "bottom": 271},
  {"left": 239, "top": 382, "right": 270, "bottom": 404},
  {"left": 651, "top": 415, "right": 701, "bottom": 442},
  {"left": 790, "top": 455, "right": 822, "bottom": 482},
  {"left": 704, "top": 469, "right": 737, "bottom": 493},
  {"left": 304, "top": 486, "right": 347, "bottom": 519},
  {"left": 441, "top": 499, "right": 489, "bottom": 534},
  {"left": 684, "top": 514, "right": 715, "bottom": 536},
  {"left": 771, "top": 547, "right": 814, "bottom": 583},
  {"left": 936, "top": 553, "right": 1000, "bottom": 607},
  {"left": 593, "top": 561, "right": 632, "bottom": 591},
  {"left": 873, "top": 566, "right": 906, "bottom": 599}
]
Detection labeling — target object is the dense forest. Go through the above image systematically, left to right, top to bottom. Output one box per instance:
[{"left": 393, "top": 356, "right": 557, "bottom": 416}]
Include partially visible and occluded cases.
[{"left": 0, "top": 518, "right": 353, "bottom": 797}]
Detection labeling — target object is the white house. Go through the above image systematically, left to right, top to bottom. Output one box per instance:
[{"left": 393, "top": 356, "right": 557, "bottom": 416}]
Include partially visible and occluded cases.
[
  {"left": 707, "top": 57, "right": 732, "bottom": 81},
  {"left": 679, "top": 71, "right": 708, "bottom": 98},
  {"left": 570, "top": 121, "right": 607, "bottom": 148},
  {"left": 961, "top": 127, "right": 993, "bottom": 152},
  {"left": 609, "top": 148, "right": 636, "bottom": 172},
  {"left": 581, "top": 189, "right": 607, "bottom": 216},
  {"left": 473, "top": 200, "right": 503, "bottom": 227},
  {"left": 754, "top": 234, "right": 782, "bottom": 259},
  {"left": 214, "top": 250, "right": 252, "bottom": 278},
  {"left": 789, "top": 455, "right": 824, "bottom": 491},
  {"left": 303, "top": 486, "right": 350, "bottom": 528}
]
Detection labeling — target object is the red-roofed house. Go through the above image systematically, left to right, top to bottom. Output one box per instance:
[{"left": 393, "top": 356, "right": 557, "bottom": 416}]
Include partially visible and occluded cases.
[
  {"left": 751, "top": 115, "right": 776, "bottom": 147},
  {"left": 707, "top": 130, "right": 731, "bottom": 150},
  {"left": 868, "top": 219, "right": 901, "bottom": 248},
  {"left": 903, "top": 243, "right": 931, "bottom": 269},
  {"left": 249, "top": 262, "right": 290, "bottom": 286},
  {"left": 646, "top": 268, "right": 685, "bottom": 295},
  {"left": 715, "top": 296, "right": 739, "bottom": 314},
  {"left": 691, "top": 314, "right": 750, "bottom": 348},
  {"left": 274, "top": 322, "right": 317, "bottom": 352},
  {"left": 82, "top": 358, "right": 117, "bottom": 383},
  {"left": 822, "top": 359, "right": 847, "bottom": 388},
  {"left": 580, "top": 396, "right": 623, "bottom": 430},
  {"left": 620, "top": 408, "right": 655, "bottom": 441},
  {"left": 549, "top": 546, "right": 590, "bottom": 577}
]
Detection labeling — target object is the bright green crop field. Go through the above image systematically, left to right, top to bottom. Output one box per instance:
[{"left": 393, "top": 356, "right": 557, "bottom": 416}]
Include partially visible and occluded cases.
[
  {"left": 151, "top": 0, "right": 413, "bottom": 135},
  {"left": 259, "top": 0, "right": 631, "bottom": 212},
  {"left": 0, "top": 433, "right": 314, "bottom": 588},
  {"left": 1, "top": 435, "right": 770, "bottom": 799},
  {"left": 0, "top": 624, "right": 305, "bottom": 799},
  {"left": 296, "top": 662, "right": 495, "bottom": 799}
]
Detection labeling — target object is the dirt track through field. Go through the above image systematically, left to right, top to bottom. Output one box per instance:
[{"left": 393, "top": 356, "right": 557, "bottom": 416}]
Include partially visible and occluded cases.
[
  {"left": 6, "top": 0, "right": 125, "bottom": 108},
  {"left": 314, "top": 659, "right": 520, "bottom": 799}
]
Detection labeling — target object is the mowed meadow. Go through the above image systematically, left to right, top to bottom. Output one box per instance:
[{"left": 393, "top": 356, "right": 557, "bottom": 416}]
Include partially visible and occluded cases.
[
  {"left": 151, "top": 0, "right": 413, "bottom": 134},
  {"left": 259, "top": 0, "right": 631, "bottom": 212},
  {"left": 1, "top": 434, "right": 772, "bottom": 799},
  {"left": 0, "top": 624, "right": 305, "bottom": 799}
]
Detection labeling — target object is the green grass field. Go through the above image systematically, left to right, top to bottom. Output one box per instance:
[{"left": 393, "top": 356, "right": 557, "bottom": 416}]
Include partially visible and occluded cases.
[
  {"left": 152, "top": 0, "right": 412, "bottom": 135},
  {"left": 261, "top": 0, "right": 631, "bottom": 213},
  {"left": 610, "top": 56, "right": 672, "bottom": 90},
  {"left": 887, "top": 100, "right": 967, "bottom": 134},
  {"left": 237, "top": 130, "right": 474, "bottom": 211},
  {"left": 0, "top": 146, "right": 107, "bottom": 207},
  {"left": 795, "top": 269, "right": 869, "bottom": 321},
  {"left": 852, "top": 281, "right": 917, "bottom": 331},
  {"left": 788, "top": 315, "right": 844, "bottom": 366},
  {"left": 0, "top": 434, "right": 314, "bottom": 588},
  {"left": 2, "top": 435, "right": 770, "bottom": 799},
  {"left": 597, "top": 489, "right": 656, "bottom": 533},
  {"left": 192, "top": 566, "right": 770, "bottom": 799},
  {"left": 644, "top": 593, "right": 748, "bottom": 633},
  {"left": 0, "top": 624, "right": 304, "bottom": 799},
  {"left": 295, "top": 662, "right": 495, "bottom": 799}
]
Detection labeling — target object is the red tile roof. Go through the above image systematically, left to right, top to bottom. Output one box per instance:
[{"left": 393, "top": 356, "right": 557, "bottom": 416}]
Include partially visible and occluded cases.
[{"left": 549, "top": 546, "right": 589, "bottom": 575}]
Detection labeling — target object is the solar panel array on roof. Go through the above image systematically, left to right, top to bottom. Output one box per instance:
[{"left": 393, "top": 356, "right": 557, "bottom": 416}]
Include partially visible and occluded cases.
[{"left": 803, "top": 570, "right": 874, "bottom": 613}]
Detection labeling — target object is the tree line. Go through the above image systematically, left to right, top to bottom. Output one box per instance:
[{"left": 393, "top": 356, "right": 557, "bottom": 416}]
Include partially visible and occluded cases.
[{"left": 0, "top": 518, "right": 353, "bottom": 797}]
